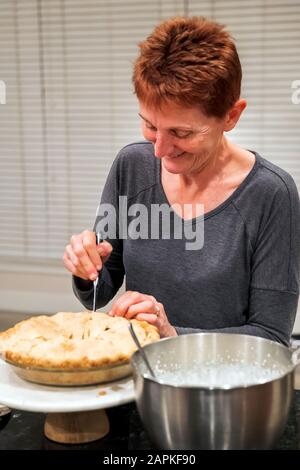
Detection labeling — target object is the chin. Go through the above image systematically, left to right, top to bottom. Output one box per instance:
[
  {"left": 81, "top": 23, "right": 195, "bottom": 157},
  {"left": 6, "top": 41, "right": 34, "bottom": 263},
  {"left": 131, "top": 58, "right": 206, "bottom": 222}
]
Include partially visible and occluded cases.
[{"left": 162, "top": 155, "right": 190, "bottom": 174}]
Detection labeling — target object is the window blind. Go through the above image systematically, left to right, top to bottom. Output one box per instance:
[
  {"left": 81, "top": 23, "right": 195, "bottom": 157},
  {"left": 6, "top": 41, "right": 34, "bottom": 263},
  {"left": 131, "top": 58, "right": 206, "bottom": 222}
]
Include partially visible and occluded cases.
[
  {"left": 0, "top": 0, "right": 299, "bottom": 266},
  {"left": 0, "top": 0, "right": 186, "bottom": 266},
  {"left": 188, "top": 0, "right": 300, "bottom": 180}
]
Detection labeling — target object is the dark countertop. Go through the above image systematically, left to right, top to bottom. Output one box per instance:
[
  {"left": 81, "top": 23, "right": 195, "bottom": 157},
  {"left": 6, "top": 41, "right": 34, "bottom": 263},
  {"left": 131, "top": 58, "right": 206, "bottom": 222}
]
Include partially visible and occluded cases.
[{"left": 1, "top": 390, "right": 300, "bottom": 450}]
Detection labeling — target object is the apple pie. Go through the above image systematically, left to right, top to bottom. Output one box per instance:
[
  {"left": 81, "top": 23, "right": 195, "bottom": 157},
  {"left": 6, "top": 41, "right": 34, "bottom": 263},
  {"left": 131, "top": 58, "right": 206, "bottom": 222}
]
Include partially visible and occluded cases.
[{"left": 0, "top": 311, "right": 160, "bottom": 369}]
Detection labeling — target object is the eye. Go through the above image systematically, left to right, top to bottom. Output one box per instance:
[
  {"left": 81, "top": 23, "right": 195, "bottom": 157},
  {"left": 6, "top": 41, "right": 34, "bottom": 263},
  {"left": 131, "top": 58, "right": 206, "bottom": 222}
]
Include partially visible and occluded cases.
[
  {"left": 145, "top": 123, "right": 157, "bottom": 131},
  {"left": 170, "top": 130, "right": 192, "bottom": 139}
]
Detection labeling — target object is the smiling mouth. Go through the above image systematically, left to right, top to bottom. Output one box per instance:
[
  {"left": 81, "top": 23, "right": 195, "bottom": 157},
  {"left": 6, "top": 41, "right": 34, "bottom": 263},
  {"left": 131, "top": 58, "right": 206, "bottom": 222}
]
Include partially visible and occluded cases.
[{"left": 165, "top": 152, "right": 185, "bottom": 159}]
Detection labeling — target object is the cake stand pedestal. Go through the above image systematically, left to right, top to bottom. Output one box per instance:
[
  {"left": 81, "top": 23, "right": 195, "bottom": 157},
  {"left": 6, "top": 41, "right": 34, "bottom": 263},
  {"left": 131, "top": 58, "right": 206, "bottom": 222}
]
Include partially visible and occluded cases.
[{"left": 44, "top": 409, "right": 109, "bottom": 444}]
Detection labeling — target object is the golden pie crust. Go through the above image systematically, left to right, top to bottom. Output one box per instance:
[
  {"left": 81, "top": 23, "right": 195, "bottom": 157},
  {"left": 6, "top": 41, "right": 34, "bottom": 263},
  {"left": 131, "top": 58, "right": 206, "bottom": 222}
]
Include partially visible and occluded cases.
[{"left": 0, "top": 311, "right": 160, "bottom": 370}]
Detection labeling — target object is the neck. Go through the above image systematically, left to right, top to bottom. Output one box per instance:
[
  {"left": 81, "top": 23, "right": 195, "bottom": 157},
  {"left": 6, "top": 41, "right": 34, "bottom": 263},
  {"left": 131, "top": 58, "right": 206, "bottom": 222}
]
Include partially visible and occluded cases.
[{"left": 179, "top": 137, "right": 233, "bottom": 190}]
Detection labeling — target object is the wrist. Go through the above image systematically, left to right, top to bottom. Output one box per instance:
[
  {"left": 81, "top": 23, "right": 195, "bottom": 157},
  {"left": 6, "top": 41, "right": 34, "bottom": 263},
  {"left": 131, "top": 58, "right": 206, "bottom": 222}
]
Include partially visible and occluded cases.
[{"left": 73, "top": 275, "right": 93, "bottom": 291}]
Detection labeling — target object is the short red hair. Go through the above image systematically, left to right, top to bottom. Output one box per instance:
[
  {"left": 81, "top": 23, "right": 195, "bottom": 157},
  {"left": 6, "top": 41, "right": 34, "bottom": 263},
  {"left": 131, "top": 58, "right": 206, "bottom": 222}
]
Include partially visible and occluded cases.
[{"left": 133, "top": 16, "right": 242, "bottom": 118}]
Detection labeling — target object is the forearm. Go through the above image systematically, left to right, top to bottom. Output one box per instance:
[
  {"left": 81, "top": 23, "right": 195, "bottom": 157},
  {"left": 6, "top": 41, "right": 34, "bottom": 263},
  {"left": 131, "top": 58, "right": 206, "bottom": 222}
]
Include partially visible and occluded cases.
[{"left": 176, "top": 288, "right": 299, "bottom": 347}]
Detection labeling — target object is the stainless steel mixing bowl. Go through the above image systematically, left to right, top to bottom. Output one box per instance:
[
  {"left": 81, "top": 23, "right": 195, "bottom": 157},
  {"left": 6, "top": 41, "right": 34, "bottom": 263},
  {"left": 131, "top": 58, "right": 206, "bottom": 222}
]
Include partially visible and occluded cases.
[{"left": 131, "top": 333, "right": 300, "bottom": 450}]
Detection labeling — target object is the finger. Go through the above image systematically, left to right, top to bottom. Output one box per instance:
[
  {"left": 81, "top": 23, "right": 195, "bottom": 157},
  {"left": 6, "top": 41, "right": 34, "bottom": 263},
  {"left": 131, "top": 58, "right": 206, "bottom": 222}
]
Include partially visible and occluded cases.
[
  {"left": 82, "top": 231, "right": 103, "bottom": 271},
  {"left": 71, "top": 234, "right": 98, "bottom": 281},
  {"left": 69, "top": 239, "right": 98, "bottom": 280},
  {"left": 97, "top": 241, "right": 113, "bottom": 263},
  {"left": 65, "top": 244, "right": 80, "bottom": 269},
  {"left": 63, "top": 249, "right": 89, "bottom": 280},
  {"left": 63, "top": 252, "right": 75, "bottom": 274},
  {"left": 63, "top": 253, "right": 89, "bottom": 280},
  {"left": 74, "top": 263, "right": 89, "bottom": 280},
  {"left": 111, "top": 291, "right": 146, "bottom": 317},
  {"left": 111, "top": 296, "right": 137, "bottom": 317},
  {"left": 125, "top": 300, "right": 157, "bottom": 319},
  {"left": 135, "top": 313, "right": 158, "bottom": 324}
]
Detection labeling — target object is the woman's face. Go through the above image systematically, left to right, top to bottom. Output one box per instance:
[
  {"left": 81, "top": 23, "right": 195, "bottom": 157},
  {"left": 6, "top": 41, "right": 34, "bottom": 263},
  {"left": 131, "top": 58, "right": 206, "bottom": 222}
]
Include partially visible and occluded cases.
[{"left": 139, "top": 101, "right": 226, "bottom": 175}]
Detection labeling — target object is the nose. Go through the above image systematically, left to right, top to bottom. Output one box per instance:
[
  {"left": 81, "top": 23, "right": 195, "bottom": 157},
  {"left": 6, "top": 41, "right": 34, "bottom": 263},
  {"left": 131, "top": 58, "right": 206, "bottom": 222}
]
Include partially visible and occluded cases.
[{"left": 153, "top": 132, "right": 176, "bottom": 158}]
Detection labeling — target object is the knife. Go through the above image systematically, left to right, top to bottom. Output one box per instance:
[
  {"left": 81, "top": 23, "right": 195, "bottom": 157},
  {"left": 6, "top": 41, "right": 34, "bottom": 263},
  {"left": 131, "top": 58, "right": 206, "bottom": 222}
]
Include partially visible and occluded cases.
[{"left": 93, "top": 232, "right": 103, "bottom": 312}]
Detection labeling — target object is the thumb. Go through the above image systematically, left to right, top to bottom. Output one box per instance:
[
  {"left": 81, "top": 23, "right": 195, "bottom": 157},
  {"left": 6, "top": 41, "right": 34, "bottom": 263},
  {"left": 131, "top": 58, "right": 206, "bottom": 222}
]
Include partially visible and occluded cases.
[{"left": 97, "top": 240, "right": 112, "bottom": 261}]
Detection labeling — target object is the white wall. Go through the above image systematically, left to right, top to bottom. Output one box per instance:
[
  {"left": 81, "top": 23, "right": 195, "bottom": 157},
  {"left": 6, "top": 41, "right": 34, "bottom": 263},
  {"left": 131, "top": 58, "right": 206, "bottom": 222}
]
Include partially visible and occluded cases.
[
  {"left": 0, "top": 267, "right": 125, "bottom": 318},
  {"left": 295, "top": 309, "right": 300, "bottom": 333}
]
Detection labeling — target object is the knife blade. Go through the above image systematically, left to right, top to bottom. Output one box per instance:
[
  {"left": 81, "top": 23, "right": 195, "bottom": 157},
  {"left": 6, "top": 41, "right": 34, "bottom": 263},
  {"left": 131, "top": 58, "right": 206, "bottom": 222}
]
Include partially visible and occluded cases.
[{"left": 92, "top": 232, "right": 103, "bottom": 312}]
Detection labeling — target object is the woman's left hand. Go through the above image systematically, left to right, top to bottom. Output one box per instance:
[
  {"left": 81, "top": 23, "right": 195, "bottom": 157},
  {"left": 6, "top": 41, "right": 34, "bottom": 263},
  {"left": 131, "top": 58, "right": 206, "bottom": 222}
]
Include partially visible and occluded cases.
[{"left": 108, "top": 291, "right": 178, "bottom": 338}]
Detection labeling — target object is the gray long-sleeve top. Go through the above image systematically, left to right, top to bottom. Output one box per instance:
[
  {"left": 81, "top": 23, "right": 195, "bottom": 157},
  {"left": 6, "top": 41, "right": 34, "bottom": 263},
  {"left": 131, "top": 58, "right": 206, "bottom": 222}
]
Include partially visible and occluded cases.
[{"left": 73, "top": 142, "right": 300, "bottom": 345}]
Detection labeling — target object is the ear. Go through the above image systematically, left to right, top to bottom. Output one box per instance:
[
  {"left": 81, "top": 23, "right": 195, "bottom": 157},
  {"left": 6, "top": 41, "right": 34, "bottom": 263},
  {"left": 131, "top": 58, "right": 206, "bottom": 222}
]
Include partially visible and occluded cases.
[{"left": 223, "top": 99, "right": 247, "bottom": 132}]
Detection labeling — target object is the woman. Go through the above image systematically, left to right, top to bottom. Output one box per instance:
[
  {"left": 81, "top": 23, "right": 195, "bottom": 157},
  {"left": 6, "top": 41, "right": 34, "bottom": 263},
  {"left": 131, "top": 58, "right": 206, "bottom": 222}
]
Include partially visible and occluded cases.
[{"left": 63, "top": 17, "right": 300, "bottom": 345}]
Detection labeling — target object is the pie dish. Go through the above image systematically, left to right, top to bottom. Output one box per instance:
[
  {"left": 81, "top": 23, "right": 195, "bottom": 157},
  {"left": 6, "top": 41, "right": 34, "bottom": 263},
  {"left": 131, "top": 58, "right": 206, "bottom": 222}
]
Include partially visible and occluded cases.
[{"left": 0, "top": 311, "right": 160, "bottom": 386}]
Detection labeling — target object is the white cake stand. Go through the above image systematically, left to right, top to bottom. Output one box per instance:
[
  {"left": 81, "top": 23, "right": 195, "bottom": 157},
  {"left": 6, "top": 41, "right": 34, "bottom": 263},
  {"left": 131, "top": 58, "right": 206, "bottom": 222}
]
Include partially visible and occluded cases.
[{"left": 0, "top": 358, "right": 135, "bottom": 444}]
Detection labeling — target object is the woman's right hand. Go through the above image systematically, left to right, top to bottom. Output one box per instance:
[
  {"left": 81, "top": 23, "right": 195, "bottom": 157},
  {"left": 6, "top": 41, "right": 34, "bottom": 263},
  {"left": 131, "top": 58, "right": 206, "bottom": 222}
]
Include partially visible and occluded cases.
[{"left": 63, "top": 230, "right": 112, "bottom": 281}]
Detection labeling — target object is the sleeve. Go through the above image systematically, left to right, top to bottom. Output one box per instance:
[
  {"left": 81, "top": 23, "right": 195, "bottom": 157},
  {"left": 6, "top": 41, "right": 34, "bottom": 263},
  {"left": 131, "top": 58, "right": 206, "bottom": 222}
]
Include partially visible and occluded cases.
[
  {"left": 72, "top": 154, "right": 125, "bottom": 311},
  {"left": 176, "top": 178, "right": 300, "bottom": 346}
]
